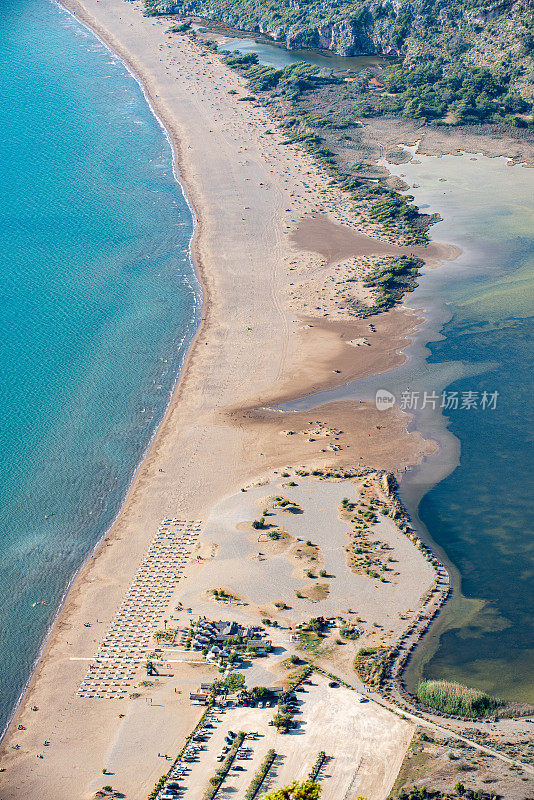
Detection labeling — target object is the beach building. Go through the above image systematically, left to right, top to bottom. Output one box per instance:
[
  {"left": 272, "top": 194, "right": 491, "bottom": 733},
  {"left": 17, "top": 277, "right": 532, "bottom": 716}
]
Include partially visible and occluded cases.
[
  {"left": 192, "top": 618, "right": 271, "bottom": 651},
  {"left": 189, "top": 692, "right": 209, "bottom": 705}
]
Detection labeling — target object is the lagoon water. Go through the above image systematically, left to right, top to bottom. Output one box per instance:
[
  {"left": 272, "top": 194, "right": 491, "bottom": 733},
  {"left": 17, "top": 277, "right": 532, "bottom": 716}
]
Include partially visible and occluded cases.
[
  {"left": 0, "top": 0, "right": 198, "bottom": 732},
  {"left": 211, "top": 31, "right": 386, "bottom": 72},
  {"left": 283, "top": 152, "right": 534, "bottom": 701},
  {"left": 393, "top": 153, "right": 534, "bottom": 702}
]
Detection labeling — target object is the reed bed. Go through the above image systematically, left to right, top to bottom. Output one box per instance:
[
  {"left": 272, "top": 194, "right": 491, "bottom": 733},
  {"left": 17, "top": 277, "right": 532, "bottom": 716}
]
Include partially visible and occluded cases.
[{"left": 417, "top": 680, "right": 503, "bottom": 717}]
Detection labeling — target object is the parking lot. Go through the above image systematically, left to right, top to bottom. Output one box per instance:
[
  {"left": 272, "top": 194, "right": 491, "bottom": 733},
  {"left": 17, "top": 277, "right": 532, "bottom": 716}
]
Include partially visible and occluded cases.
[{"left": 158, "top": 674, "right": 413, "bottom": 800}]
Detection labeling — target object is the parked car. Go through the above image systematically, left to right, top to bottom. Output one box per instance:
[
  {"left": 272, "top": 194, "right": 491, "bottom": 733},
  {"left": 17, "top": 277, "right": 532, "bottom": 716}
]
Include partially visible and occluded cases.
[
  {"left": 302, "top": 679, "right": 312, "bottom": 685},
  {"left": 328, "top": 681, "right": 339, "bottom": 688}
]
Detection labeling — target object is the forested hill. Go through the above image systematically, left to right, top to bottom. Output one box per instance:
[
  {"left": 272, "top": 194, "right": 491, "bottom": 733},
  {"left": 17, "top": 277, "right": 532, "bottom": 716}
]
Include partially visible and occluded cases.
[{"left": 144, "top": 0, "right": 534, "bottom": 124}]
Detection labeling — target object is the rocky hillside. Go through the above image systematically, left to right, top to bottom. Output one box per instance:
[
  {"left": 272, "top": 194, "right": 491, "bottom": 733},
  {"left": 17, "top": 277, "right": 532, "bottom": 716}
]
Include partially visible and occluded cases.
[
  {"left": 144, "top": 0, "right": 534, "bottom": 124},
  {"left": 146, "top": 1, "right": 531, "bottom": 78}
]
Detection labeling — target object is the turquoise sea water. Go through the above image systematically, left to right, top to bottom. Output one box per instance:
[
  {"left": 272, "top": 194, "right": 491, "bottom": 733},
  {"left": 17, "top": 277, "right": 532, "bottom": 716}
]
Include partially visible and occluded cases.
[{"left": 0, "top": 0, "right": 199, "bottom": 733}]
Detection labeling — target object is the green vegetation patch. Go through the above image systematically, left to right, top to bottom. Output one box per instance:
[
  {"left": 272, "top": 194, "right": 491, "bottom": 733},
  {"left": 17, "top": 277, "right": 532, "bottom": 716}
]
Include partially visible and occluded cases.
[
  {"left": 168, "top": 21, "right": 190, "bottom": 32},
  {"left": 221, "top": 51, "right": 336, "bottom": 99},
  {"left": 385, "top": 63, "right": 531, "bottom": 125},
  {"left": 360, "top": 255, "right": 422, "bottom": 316},
  {"left": 211, "top": 587, "right": 239, "bottom": 601},
  {"left": 355, "top": 645, "right": 394, "bottom": 688},
  {"left": 209, "top": 672, "right": 246, "bottom": 695},
  {"left": 416, "top": 679, "right": 504, "bottom": 718},
  {"left": 244, "top": 748, "right": 277, "bottom": 799},
  {"left": 307, "top": 750, "right": 327, "bottom": 780},
  {"left": 261, "top": 779, "right": 321, "bottom": 799},
  {"left": 391, "top": 784, "right": 498, "bottom": 799}
]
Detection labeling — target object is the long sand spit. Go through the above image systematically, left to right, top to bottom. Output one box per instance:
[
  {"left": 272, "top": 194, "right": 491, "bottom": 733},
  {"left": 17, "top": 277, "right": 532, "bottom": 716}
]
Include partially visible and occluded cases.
[{"left": 0, "top": 1, "right": 451, "bottom": 797}]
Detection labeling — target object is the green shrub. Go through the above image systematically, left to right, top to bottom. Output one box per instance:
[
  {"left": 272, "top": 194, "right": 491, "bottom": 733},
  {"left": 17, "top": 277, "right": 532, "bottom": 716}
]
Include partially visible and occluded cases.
[
  {"left": 168, "top": 21, "right": 190, "bottom": 32},
  {"left": 244, "top": 748, "right": 277, "bottom": 799},
  {"left": 308, "top": 750, "right": 326, "bottom": 780},
  {"left": 262, "top": 780, "right": 320, "bottom": 800}
]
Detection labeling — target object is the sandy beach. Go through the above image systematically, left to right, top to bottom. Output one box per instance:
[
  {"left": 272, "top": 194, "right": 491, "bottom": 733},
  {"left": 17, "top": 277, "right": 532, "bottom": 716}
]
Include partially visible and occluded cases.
[{"left": 0, "top": 1, "right": 459, "bottom": 797}]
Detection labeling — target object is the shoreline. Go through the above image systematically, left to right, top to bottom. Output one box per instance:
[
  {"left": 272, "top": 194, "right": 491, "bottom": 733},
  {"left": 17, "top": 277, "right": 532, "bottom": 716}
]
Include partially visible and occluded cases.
[
  {"left": 0, "top": 0, "right": 206, "bottom": 743},
  {"left": 3, "top": 0, "right": 445, "bottom": 728},
  {"left": 0, "top": 1, "right": 462, "bottom": 795}
]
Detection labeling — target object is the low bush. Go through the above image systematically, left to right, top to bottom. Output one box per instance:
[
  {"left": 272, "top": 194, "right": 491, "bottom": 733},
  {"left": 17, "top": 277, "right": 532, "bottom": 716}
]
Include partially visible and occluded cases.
[
  {"left": 203, "top": 731, "right": 245, "bottom": 800},
  {"left": 244, "top": 748, "right": 277, "bottom": 799},
  {"left": 308, "top": 750, "right": 326, "bottom": 780}
]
